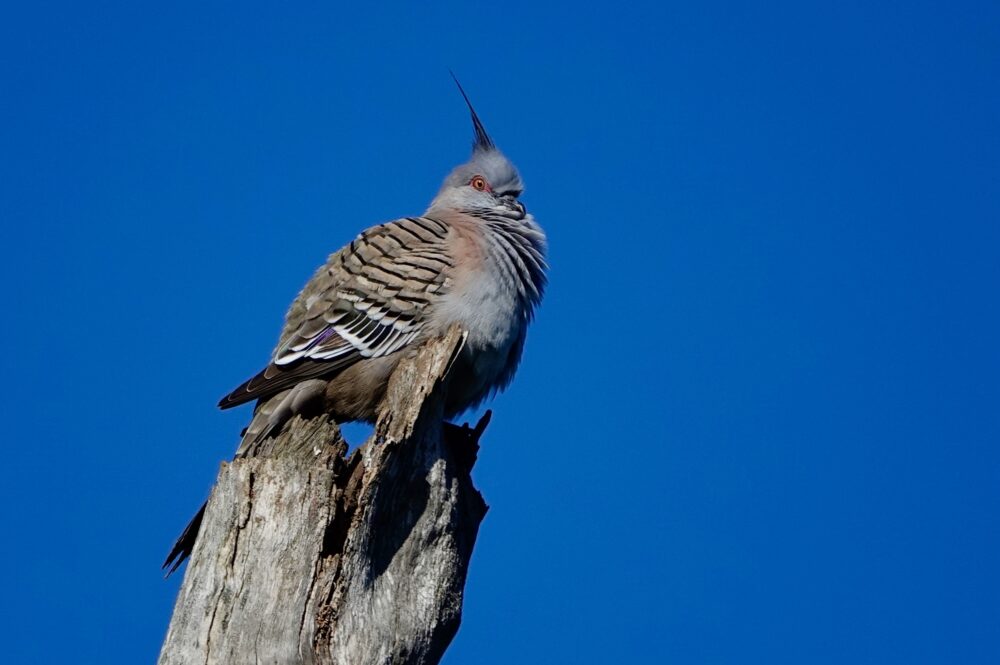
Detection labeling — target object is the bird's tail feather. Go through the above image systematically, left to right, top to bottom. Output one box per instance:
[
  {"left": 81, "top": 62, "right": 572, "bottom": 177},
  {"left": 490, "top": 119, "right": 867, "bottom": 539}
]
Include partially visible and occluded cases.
[{"left": 162, "top": 501, "right": 206, "bottom": 577}]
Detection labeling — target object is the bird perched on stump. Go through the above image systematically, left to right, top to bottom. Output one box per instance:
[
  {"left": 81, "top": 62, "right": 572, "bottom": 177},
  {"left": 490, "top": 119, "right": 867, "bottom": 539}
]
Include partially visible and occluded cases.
[{"left": 163, "top": 77, "right": 547, "bottom": 574}]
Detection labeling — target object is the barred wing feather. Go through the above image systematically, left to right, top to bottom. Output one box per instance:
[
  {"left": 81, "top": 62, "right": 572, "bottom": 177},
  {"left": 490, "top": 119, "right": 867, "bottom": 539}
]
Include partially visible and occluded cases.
[{"left": 218, "top": 217, "right": 452, "bottom": 409}]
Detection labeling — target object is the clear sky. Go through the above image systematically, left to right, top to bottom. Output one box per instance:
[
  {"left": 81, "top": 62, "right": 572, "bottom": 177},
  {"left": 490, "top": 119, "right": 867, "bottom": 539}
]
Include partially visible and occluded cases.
[{"left": 1, "top": 1, "right": 998, "bottom": 663}]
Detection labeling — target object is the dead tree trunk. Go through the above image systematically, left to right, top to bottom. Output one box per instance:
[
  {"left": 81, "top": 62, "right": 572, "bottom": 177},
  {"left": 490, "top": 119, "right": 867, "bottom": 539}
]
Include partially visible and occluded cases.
[{"left": 159, "top": 328, "right": 489, "bottom": 665}]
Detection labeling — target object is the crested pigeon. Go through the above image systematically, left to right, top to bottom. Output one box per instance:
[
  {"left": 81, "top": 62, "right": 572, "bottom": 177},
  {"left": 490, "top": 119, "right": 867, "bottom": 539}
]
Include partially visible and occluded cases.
[{"left": 163, "top": 77, "right": 546, "bottom": 573}]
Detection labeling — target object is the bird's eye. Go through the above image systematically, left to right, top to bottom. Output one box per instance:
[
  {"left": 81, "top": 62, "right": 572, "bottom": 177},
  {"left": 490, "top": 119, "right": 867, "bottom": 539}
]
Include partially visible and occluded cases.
[{"left": 470, "top": 176, "right": 489, "bottom": 192}]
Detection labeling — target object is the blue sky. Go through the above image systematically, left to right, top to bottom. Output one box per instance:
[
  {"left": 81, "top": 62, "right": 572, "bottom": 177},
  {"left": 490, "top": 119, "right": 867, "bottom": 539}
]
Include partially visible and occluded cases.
[{"left": 1, "top": 1, "right": 998, "bottom": 663}]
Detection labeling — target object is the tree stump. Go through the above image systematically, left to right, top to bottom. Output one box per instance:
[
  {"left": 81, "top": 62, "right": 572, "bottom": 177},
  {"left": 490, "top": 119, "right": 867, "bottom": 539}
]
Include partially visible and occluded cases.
[{"left": 159, "top": 328, "right": 489, "bottom": 665}]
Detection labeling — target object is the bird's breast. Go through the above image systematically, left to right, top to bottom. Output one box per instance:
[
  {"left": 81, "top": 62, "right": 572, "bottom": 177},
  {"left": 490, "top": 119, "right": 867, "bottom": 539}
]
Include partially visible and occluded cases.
[
  {"left": 427, "top": 213, "right": 545, "bottom": 411},
  {"left": 435, "top": 235, "right": 530, "bottom": 394},
  {"left": 438, "top": 256, "right": 524, "bottom": 353}
]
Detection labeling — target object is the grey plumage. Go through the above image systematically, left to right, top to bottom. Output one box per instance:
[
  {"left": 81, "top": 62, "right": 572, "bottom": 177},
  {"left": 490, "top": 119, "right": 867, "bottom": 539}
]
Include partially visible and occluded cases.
[
  {"left": 164, "top": 80, "right": 546, "bottom": 573},
  {"left": 220, "top": 84, "right": 546, "bottom": 436}
]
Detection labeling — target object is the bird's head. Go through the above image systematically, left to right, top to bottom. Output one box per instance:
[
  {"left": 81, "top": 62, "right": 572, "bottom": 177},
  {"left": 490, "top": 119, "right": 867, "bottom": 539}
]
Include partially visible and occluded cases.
[{"left": 427, "top": 75, "right": 526, "bottom": 219}]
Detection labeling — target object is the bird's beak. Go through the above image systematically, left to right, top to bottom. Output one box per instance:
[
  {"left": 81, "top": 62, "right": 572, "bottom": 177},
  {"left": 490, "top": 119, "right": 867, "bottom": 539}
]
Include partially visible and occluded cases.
[{"left": 507, "top": 198, "right": 526, "bottom": 218}]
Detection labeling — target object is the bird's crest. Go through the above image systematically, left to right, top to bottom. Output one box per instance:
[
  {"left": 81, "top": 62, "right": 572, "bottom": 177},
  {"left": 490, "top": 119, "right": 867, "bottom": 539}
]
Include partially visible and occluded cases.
[{"left": 450, "top": 71, "right": 495, "bottom": 153}]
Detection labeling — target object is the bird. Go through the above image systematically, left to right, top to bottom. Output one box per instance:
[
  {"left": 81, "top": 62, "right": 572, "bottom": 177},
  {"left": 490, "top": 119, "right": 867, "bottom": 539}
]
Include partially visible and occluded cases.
[{"left": 162, "top": 76, "right": 547, "bottom": 574}]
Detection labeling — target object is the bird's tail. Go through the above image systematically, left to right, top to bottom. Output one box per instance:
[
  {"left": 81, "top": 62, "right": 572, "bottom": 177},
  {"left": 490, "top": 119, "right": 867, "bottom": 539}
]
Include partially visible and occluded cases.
[
  {"left": 234, "top": 380, "right": 327, "bottom": 457},
  {"left": 162, "top": 501, "right": 206, "bottom": 577}
]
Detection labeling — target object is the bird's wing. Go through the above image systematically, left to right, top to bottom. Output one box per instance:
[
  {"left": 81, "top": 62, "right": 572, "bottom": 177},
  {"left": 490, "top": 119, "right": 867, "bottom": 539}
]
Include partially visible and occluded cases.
[{"left": 219, "top": 217, "right": 454, "bottom": 408}]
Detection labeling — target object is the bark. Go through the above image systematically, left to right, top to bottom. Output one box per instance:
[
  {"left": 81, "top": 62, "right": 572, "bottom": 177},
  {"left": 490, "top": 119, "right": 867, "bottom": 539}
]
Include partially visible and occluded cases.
[{"left": 159, "top": 328, "right": 489, "bottom": 665}]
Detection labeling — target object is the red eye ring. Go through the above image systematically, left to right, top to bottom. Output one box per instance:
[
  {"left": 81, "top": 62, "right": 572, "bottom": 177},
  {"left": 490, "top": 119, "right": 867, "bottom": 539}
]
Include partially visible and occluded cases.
[{"left": 470, "top": 175, "right": 489, "bottom": 192}]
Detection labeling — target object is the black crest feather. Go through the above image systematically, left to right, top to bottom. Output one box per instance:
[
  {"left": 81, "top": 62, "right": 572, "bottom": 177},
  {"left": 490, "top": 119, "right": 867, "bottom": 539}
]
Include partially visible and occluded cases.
[{"left": 450, "top": 71, "right": 495, "bottom": 152}]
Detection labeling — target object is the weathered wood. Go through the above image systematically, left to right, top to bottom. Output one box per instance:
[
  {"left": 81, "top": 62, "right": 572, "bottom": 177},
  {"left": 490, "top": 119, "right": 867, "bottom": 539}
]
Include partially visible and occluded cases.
[{"left": 159, "top": 328, "right": 489, "bottom": 665}]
